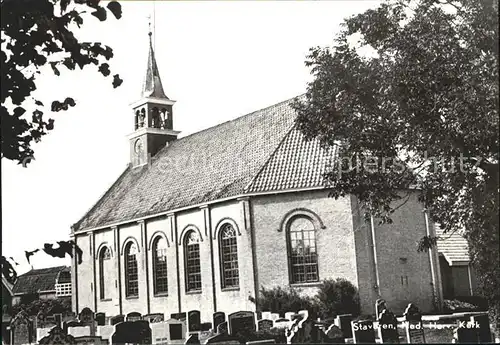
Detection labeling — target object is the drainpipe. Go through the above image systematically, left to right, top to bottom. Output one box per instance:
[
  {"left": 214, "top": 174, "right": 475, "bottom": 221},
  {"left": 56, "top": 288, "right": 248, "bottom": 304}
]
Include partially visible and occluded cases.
[
  {"left": 424, "top": 210, "right": 443, "bottom": 311},
  {"left": 369, "top": 216, "right": 381, "bottom": 299},
  {"left": 467, "top": 265, "right": 474, "bottom": 296}
]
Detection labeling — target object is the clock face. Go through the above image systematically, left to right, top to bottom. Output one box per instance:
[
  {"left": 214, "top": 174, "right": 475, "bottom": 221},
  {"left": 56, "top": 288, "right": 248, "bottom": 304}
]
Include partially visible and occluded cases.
[{"left": 134, "top": 138, "right": 143, "bottom": 154}]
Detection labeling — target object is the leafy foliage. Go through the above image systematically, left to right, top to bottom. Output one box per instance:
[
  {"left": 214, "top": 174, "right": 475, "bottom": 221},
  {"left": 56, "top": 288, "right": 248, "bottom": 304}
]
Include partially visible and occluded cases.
[
  {"left": 1, "top": 0, "right": 123, "bottom": 165},
  {"left": 293, "top": 0, "right": 498, "bottom": 335},
  {"left": 315, "top": 278, "right": 361, "bottom": 319},
  {"left": 258, "top": 285, "right": 318, "bottom": 317},
  {"left": 12, "top": 297, "right": 72, "bottom": 317}
]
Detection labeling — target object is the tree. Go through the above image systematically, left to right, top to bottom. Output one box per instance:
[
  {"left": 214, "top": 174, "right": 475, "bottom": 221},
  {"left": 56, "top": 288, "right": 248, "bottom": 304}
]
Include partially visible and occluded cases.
[
  {"left": 1, "top": 0, "right": 123, "bottom": 165},
  {"left": 1, "top": 0, "right": 122, "bottom": 282},
  {"left": 293, "top": 0, "right": 498, "bottom": 336}
]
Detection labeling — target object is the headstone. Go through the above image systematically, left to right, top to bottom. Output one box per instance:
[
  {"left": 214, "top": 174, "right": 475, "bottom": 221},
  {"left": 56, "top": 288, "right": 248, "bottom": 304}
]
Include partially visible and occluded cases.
[
  {"left": 375, "top": 299, "right": 387, "bottom": 321},
  {"left": 403, "top": 303, "right": 425, "bottom": 343},
  {"left": 79, "top": 307, "right": 96, "bottom": 336},
  {"left": 378, "top": 309, "right": 399, "bottom": 343},
  {"left": 10, "top": 310, "right": 33, "bottom": 345},
  {"left": 187, "top": 310, "right": 201, "bottom": 333},
  {"left": 36, "top": 311, "right": 47, "bottom": 329},
  {"left": 126, "top": 311, "right": 142, "bottom": 322},
  {"left": 228, "top": 311, "right": 256, "bottom": 336},
  {"left": 95, "top": 312, "right": 106, "bottom": 326},
  {"left": 171, "top": 312, "right": 187, "bottom": 321},
  {"left": 213, "top": 312, "right": 226, "bottom": 331},
  {"left": 261, "top": 312, "right": 272, "bottom": 320},
  {"left": 284, "top": 312, "right": 295, "bottom": 321},
  {"left": 54, "top": 313, "right": 63, "bottom": 328},
  {"left": 143, "top": 313, "right": 164, "bottom": 323},
  {"left": 270, "top": 313, "right": 279, "bottom": 322},
  {"left": 335, "top": 314, "right": 353, "bottom": 338},
  {"left": 472, "top": 314, "right": 491, "bottom": 343},
  {"left": 110, "top": 315, "right": 124, "bottom": 325},
  {"left": 454, "top": 316, "right": 481, "bottom": 344},
  {"left": 166, "top": 318, "right": 187, "bottom": 344},
  {"left": 273, "top": 318, "right": 291, "bottom": 329},
  {"left": 257, "top": 319, "right": 273, "bottom": 332},
  {"left": 351, "top": 319, "right": 376, "bottom": 344},
  {"left": 64, "top": 320, "right": 83, "bottom": 334},
  {"left": 111, "top": 320, "right": 152, "bottom": 344},
  {"left": 217, "top": 321, "right": 228, "bottom": 334},
  {"left": 150, "top": 322, "right": 168, "bottom": 344},
  {"left": 201, "top": 322, "right": 212, "bottom": 331},
  {"left": 325, "top": 324, "right": 344, "bottom": 343},
  {"left": 38, "top": 325, "right": 76, "bottom": 345},
  {"left": 68, "top": 325, "right": 91, "bottom": 337},
  {"left": 96, "top": 325, "right": 114, "bottom": 340},
  {"left": 37, "top": 327, "right": 54, "bottom": 343},
  {"left": 185, "top": 333, "right": 200, "bottom": 344},
  {"left": 73, "top": 335, "right": 105, "bottom": 344}
]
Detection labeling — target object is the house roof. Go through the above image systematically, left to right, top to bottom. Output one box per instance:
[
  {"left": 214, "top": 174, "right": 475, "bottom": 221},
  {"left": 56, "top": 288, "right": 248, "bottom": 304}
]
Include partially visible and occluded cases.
[
  {"left": 74, "top": 96, "right": 337, "bottom": 231},
  {"left": 435, "top": 227, "right": 470, "bottom": 266},
  {"left": 12, "top": 266, "right": 69, "bottom": 295},
  {"left": 2, "top": 274, "right": 14, "bottom": 296}
]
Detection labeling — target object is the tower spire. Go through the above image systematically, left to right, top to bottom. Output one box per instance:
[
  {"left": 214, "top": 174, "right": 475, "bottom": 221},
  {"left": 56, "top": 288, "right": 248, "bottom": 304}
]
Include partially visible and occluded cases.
[{"left": 142, "top": 16, "right": 167, "bottom": 99}]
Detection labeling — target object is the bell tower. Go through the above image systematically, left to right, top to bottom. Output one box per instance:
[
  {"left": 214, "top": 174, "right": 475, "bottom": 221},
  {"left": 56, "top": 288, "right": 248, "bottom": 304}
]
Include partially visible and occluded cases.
[{"left": 128, "top": 26, "right": 180, "bottom": 168}]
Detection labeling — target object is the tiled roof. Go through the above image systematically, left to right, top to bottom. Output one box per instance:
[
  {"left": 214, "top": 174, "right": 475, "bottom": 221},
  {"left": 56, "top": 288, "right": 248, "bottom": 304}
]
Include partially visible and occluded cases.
[
  {"left": 76, "top": 97, "right": 327, "bottom": 231},
  {"left": 435, "top": 227, "right": 470, "bottom": 266},
  {"left": 12, "top": 266, "right": 69, "bottom": 295}
]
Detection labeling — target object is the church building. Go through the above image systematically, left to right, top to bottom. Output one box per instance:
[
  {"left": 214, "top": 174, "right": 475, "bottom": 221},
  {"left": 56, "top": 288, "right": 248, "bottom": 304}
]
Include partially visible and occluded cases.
[{"left": 70, "top": 31, "right": 443, "bottom": 321}]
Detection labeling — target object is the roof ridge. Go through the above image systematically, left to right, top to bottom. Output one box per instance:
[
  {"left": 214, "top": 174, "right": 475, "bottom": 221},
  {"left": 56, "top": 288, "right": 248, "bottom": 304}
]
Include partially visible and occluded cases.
[{"left": 244, "top": 121, "right": 298, "bottom": 193}]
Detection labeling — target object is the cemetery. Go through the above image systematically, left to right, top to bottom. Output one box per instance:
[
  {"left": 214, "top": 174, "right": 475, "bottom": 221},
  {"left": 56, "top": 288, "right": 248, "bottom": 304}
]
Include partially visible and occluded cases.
[{"left": 4, "top": 298, "right": 495, "bottom": 344}]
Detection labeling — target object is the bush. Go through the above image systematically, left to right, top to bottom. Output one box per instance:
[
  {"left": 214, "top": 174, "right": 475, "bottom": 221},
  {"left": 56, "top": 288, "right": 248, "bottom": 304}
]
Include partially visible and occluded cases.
[
  {"left": 315, "top": 278, "right": 360, "bottom": 319},
  {"left": 258, "top": 286, "right": 318, "bottom": 317},
  {"left": 12, "top": 297, "right": 72, "bottom": 317},
  {"left": 443, "top": 298, "right": 487, "bottom": 313}
]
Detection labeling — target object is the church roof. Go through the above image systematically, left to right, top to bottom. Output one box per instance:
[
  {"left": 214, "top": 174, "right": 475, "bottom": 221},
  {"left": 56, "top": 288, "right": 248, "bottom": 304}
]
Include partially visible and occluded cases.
[
  {"left": 73, "top": 96, "right": 336, "bottom": 231},
  {"left": 435, "top": 226, "right": 470, "bottom": 266}
]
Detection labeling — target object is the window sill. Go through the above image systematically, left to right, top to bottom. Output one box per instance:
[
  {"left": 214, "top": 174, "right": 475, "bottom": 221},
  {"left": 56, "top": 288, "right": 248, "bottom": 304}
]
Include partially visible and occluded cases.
[
  {"left": 290, "top": 281, "right": 321, "bottom": 288},
  {"left": 221, "top": 286, "right": 240, "bottom": 292},
  {"left": 185, "top": 290, "right": 202, "bottom": 295},
  {"left": 154, "top": 293, "right": 169, "bottom": 298},
  {"left": 125, "top": 295, "right": 139, "bottom": 300},
  {"left": 100, "top": 298, "right": 113, "bottom": 302}
]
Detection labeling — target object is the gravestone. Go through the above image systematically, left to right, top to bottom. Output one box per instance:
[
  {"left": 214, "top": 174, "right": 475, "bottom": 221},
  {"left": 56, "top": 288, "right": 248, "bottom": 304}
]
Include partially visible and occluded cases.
[
  {"left": 375, "top": 299, "right": 387, "bottom": 321},
  {"left": 403, "top": 303, "right": 425, "bottom": 344},
  {"left": 79, "top": 307, "right": 96, "bottom": 336},
  {"left": 378, "top": 309, "right": 399, "bottom": 343},
  {"left": 10, "top": 310, "right": 33, "bottom": 345},
  {"left": 36, "top": 310, "right": 47, "bottom": 329},
  {"left": 187, "top": 310, "right": 201, "bottom": 333},
  {"left": 126, "top": 311, "right": 142, "bottom": 322},
  {"left": 228, "top": 311, "right": 256, "bottom": 336},
  {"left": 95, "top": 312, "right": 106, "bottom": 326},
  {"left": 171, "top": 312, "right": 187, "bottom": 321},
  {"left": 213, "top": 312, "right": 226, "bottom": 331},
  {"left": 261, "top": 312, "right": 272, "bottom": 320},
  {"left": 284, "top": 312, "right": 295, "bottom": 321},
  {"left": 54, "top": 313, "right": 63, "bottom": 328},
  {"left": 143, "top": 313, "right": 164, "bottom": 323},
  {"left": 270, "top": 313, "right": 279, "bottom": 321},
  {"left": 335, "top": 314, "right": 353, "bottom": 338},
  {"left": 471, "top": 314, "right": 491, "bottom": 343},
  {"left": 110, "top": 315, "right": 124, "bottom": 325},
  {"left": 455, "top": 316, "right": 480, "bottom": 344},
  {"left": 166, "top": 318, "right": 187, "bottom": 344},
  {"left": 273, "top": 318, "right": 290, "bottom": 329},
  {"left": 257, "top": 319, "right": 273, "bottom": 332},
  {"left": 351, "top": 319, "right": 376, "bottom": 344},
  {"left": 64, "top": 320, "right": 83, "bottom": 334},
  {"left": 111, "top": 320, "right": 152, "bottom": 344},
  {"left": 217, "top": 321, "right": 228, "bottom": 334},
  {"left": 150, "top": 322, "right": 168, "bottom": 344},
  {"left": 201, "top": 322, "right": 212, "bottom": 331},
  {"left": 325, "top": 324, "right": 344, "bottom": 343},
  {"left": 39, "top": 325, "right": 76, "bottom": 345},
  {"left": 68, "top": 325, "right": 91, "bottom": 338},
  {"left": 96, "top": 325, "right": 114, "bottom": 340},
  {"left": 185, "top": 333, "right": 200, "bottom": 344},
  {"left": 73, "top": 335, "right": 105, "bottom": 344}
]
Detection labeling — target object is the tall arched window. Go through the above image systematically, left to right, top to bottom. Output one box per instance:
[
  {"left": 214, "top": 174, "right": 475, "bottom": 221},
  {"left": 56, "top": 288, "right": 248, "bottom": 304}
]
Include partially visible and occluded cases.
[
  {"left": 287, "top": 216, "right": 319, "bottom": 283},
  {"left": 219, "top": 224, "right": 239, "bottom": 288},
  {"left": 184, "top": 231, "right": 201, "bottom": 292},
  {"left": 153, "top": 237, "right": 168, "bottom": 295},
  {"left": 125, "top": 242, "right": 139, "bottom": 297},
  {"left": 99, "top": 247, "right": 111, "bottom": 300}
]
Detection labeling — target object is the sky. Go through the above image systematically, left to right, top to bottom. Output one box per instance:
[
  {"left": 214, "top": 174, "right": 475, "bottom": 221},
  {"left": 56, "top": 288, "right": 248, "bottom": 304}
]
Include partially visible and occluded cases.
[{"left": 1, "top": 0, "right": 382, "bottom": 274}]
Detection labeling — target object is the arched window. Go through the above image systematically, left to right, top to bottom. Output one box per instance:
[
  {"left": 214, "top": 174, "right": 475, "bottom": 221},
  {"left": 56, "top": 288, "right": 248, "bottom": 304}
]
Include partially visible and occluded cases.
[
  {"left": 287, "top": 216, "right": 319, "bottom": 283},
  {"left": 219, "top": 224, "right": 239, "bottom": 288},
  {"left": 184, "top": 231, "right": 201, "bottom": 292},
  {"left": 153, "top": 237, "right": 168, "bottom": 295},
  {"left": 125, "top": 242, "right": 139, "bottom": 297},
  {"left": 99, "top": 247, "right": 111, "bottom": 300}
]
